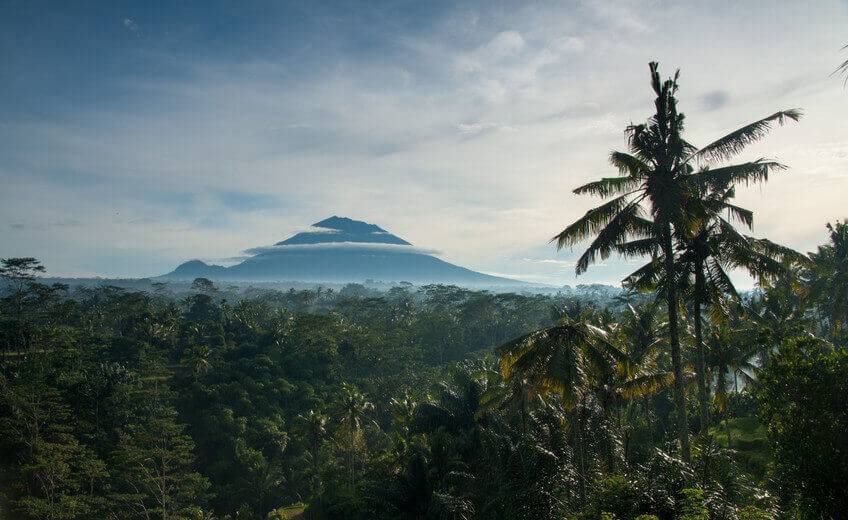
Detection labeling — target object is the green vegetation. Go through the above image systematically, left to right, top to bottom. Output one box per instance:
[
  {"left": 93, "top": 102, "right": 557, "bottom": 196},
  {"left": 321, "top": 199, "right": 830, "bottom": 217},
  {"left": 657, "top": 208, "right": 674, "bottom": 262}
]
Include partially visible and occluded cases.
[{"left": 2, "top": 63, "right": 846, "bottom": 519}]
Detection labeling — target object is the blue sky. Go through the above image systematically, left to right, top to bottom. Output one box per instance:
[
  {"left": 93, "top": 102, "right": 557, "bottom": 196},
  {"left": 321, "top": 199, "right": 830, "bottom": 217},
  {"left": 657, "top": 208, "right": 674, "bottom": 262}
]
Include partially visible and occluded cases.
[{"left": 2, "top": 0, "right": 847, "bottom": 285}]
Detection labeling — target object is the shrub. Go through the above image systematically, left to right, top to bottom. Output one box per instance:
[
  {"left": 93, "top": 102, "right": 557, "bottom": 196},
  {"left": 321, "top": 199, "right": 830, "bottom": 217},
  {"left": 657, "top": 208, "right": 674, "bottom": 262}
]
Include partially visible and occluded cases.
[
  {"left": 756, "top": 336, "right": 848, "bottom": 517},
  {"left": 589, "top": 475, "right": 641, "bottom": 519},
  {"left": 678, "top": 488, "right": 708, "bottom": 520},
  {"left": 737, "top": 505, "right": 774, "bottom": 520}
]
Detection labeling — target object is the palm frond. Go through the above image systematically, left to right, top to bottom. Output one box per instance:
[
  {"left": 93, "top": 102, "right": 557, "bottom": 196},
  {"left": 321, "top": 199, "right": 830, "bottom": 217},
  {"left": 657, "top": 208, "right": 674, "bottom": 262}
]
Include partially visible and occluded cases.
[
  {"left": 831, "top": 44, "right": 848, "bottom": 86},
  {"left": 691, "top": 110, "right": 802, "bottom": 163},
  {"left": 609, "top": 151, "right": 650, "bottom": 177},
  {"left": 693, "top": 160, "right": 786, "bottom": 188},
  {"left": 574, "top": 176, "right": 641, "bottom": 198},
  {"left": 551, "top": 194, "right": 634, "bottom": 249},
  {"left": 721, "top": 202, "right": 754, "bottom": 229},
  {"left": 572, "top": 203, "right": 650, "bottom": 274},
  {"left": 614, "top": 237, "right": 659, "bottom": 258},
  {"left": 748, "top": 237, "right": 812, "bottom": 267},
  {"left": 622, "top": 259, "right": 663, "bottom": 293},
  {"left": 705, "top": 259, "right": 738, "bottom": 300},
  {"left": 584, "top": 324, "right": 630, "bottom": 365},
  {"left": 499, "top": 325, "right": 583, "bottom": 378},
  {"left": 617, "top": 372, "right": 674, "bottom": 399}
]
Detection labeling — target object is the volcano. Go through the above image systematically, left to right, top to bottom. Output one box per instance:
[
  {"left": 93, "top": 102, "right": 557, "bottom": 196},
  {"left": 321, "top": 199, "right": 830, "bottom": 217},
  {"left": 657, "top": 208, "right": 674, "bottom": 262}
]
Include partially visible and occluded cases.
[{"left": 161, "top": 216, "right": 523, "bottom": 286}]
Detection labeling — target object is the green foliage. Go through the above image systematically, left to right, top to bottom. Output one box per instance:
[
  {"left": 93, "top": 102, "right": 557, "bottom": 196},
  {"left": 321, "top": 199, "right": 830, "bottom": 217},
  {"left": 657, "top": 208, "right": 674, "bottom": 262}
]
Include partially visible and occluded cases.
[
  {"left": 808, "top": 220, "right": 848, "bottom": 343},
  {"left": 1, "top": 279, "right": 588, "bottom": 519},
  {"left": 756, "top": 336, "right": 848, "bottom": 518},
  {"left": 585, "top": 475, "right": 642, "bottom": 519},
  {"left": 678, "top": 488, "right": 708, "bottom": 520},
  {"left": 737, "top": 505, "right": 774, "bottom": 520}
]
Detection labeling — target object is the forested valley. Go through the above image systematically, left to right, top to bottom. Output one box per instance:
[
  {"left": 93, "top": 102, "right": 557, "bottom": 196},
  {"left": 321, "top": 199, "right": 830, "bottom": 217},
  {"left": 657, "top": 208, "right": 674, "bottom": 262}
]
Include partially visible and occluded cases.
[{"left": 2, "top": 64, "right": 847, "bottom": 520}]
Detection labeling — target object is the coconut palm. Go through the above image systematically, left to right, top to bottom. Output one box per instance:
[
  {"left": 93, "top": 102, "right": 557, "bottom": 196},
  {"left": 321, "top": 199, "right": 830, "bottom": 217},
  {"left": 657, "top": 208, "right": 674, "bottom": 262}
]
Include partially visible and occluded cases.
[
  {"left": 553, "top": 61, "right": 799, "bottom": 460},
  {"left": 624, "top": 183, "right": 802, "bottom": 435},
  {"left": 809, "top": 220, "right": 848, "bottom": 342},
  {"left": 743, "top": 260, "right": 811, "bottom": 364},
  {"left": 617, "top": 301, "right": 667, "bottom": 360},
  {"left": 611, "top": 302, "right": 675, "bottom": 441},
  {"left": 498, "top": 318, "right": 627, "bottom": 500},
  {"left": 706, "top": 322, "right": 757, "bottom": 448},
  {"left": 334, "top": 383, "right": 374, "bottom": 491},
  {"left": 296, "top": 409, "right": 328, "bottom": 496}
]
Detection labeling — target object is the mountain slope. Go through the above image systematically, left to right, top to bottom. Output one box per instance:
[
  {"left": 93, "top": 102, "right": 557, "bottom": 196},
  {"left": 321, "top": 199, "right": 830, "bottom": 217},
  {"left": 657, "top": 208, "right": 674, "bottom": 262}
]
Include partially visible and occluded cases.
[{"left": 161, "top": 216, "right": 524, "bottom": 286}]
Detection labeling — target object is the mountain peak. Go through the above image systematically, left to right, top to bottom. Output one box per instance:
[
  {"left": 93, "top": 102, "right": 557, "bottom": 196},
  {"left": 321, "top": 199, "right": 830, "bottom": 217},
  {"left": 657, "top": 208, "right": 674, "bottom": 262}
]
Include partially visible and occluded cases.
[
  {"left": 162, "top": 215, "right": 525, "bottom": 286},
  {"left": 277, "top": 216, "right": 411, "bottom": 246},
  {"left": 312, "top": 216, "right": 386, "bottom": 234}
]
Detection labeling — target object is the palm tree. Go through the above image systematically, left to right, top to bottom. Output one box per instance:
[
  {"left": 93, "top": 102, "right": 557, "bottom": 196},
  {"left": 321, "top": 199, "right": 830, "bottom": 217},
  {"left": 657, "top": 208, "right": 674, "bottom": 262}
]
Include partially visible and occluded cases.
[
  {"left": 553, "top": 61, "right": 799, "bottom": 460},
  {"left": 626, "top": 184, "right": 801, "bottom": 436},
  {"left": 809, "top": 220, "right": 848, "bottom": 342},
  {"left": 743, "top": 260, "right": 811, "bottom": 364},
  {"left": 617, "top": 301, "right": 667, "bottom": 360},
  {"left": 609, "top": 302, "right": 674, "bottom": 462},
  {"left": 498, "top": 318, "right": 626, "bottom": 500},
  {"left": 706, "top": 322, "right": 757, "bottom": 448},
  {"left": 334, "top": 383, "right": 374, "bottom": 491},
  {"left": 296, "top": 409, "right": 328, "bottom": 496}
]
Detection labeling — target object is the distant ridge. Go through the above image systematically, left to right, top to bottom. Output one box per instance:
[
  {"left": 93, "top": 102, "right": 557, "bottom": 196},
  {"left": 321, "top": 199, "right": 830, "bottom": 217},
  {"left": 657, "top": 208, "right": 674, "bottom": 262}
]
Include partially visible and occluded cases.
[{"left": 162, "top": 216, "right": 526, "bottom": 286}]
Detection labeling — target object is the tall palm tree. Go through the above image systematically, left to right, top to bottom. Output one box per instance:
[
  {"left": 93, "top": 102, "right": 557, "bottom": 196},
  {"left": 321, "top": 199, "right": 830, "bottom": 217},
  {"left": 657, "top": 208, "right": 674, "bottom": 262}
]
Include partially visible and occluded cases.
[
  {"left": 553, "top": 61, "right": 799, "bottom": 460},
  {"left": 625, "top": 184, "right": 801, "bottom": 436}
]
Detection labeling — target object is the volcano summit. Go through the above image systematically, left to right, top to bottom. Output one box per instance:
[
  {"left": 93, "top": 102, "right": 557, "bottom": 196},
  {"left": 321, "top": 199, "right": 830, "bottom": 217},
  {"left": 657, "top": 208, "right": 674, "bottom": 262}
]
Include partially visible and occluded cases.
[{"left": 162, "top": 216, "right": 523, "bottom": 286}]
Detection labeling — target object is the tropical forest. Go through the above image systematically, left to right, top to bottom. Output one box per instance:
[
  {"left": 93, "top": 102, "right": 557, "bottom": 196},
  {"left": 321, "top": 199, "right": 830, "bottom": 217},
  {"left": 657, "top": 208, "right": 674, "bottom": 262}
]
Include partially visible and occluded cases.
[{"left": 2, "top": 57, "right": 847, "bottom": 520}]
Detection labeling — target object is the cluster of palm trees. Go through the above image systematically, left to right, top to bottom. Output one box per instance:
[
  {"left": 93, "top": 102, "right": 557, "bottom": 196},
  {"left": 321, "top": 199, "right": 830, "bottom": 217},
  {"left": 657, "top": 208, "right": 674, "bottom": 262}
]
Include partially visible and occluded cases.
[{"left": 502, "top": 62, "right": 804, "bottom": 462}]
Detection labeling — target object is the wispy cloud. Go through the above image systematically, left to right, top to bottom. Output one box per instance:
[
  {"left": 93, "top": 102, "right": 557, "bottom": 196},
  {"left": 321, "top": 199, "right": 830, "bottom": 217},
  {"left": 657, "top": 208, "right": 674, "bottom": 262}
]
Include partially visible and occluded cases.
[
  {"left": 1, "top": 0, "right": 846, "bottom": 286},
  {"left": 243, "top": 242, "right": 442, "bottom": 256},
  {"left": 523, "top": 258, "right": 576, "bottom": 268}
]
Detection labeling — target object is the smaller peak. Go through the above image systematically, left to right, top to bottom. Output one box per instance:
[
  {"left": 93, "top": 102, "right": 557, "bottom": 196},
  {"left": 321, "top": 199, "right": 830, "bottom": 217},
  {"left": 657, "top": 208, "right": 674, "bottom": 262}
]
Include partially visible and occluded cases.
[{"left": 179, "top": 259, "right": 209, "bottom": 267}]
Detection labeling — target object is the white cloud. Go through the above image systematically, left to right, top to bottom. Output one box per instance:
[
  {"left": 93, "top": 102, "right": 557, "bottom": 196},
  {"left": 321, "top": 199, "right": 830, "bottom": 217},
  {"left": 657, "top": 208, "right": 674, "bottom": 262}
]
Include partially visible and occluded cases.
[
  {"left": 588, "top": 1, "right": 648, "bottom": 34},
  {"left": 455, "top": 121, "right": 516, "bottom": 135},
  {"left": 243, "top": 243, "right": 442, "bottom": 256},
  {"left": 523, "top": 258, "right": 577, "bottom": 268}
]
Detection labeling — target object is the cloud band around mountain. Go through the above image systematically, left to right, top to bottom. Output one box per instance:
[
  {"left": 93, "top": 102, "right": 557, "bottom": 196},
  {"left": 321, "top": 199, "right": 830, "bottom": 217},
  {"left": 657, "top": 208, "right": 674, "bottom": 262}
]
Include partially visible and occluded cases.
[{"left": 243, "top": 242, "right": 442, "bottom": 256}]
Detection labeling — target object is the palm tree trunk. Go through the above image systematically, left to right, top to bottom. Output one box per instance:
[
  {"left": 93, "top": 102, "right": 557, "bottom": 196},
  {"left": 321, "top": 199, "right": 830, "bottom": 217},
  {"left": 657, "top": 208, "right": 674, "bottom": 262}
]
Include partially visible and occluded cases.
[
  {"left": 663, "top": 226, "right": 691, "bottom": 462},
  {"left": 694, "top": 262, "right": 710, "bottom": 436},
  {"left": 717, "top": 365, "right": 732, "bottom": 447},
  {"left": 572, "top": 407, "right": 587, "bottom": 504},
  {"left": 725, "top": 414, "right": 733, "bottom": 448},
  {"left": 349, "top": 424, "right": 355, "bottom": 492}
]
